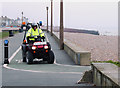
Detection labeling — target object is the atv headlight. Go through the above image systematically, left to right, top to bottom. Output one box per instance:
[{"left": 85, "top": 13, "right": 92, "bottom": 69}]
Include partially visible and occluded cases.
[
  {"left": 23, "top": 27, "right": 26, "bottom": 30},
  {"left": 32, "top": 46, "right": 37, "bottom": 50},
  {"left": 44, "top": 46, "right": 48, "bottom": 49}
]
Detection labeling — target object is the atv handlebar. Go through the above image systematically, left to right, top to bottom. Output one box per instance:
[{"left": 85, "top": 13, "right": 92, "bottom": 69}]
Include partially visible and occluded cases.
[
  {"left": 27, "top": 36, "right": 45, "bottom": 39},
  {"left": 27, "top": 36, "right": 34, "bottom": 38},
  {"left": 27, "top": 36, "right": 45, "bottom": 43}
]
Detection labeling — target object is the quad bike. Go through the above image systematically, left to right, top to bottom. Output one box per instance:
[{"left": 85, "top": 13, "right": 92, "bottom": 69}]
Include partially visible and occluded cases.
[{"left": 21, "top": 29, "right": 54, "bottom": 64}]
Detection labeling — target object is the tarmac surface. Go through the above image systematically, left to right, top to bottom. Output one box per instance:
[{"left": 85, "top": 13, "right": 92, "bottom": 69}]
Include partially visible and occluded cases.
[{"left": 1, "top": 31, "right": 92, "bottom": 86}]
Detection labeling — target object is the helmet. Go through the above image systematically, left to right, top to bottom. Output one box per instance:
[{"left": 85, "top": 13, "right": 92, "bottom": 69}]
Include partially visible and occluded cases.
[{"left": 32, "top": 23, "right": 37, "bottom": 29}]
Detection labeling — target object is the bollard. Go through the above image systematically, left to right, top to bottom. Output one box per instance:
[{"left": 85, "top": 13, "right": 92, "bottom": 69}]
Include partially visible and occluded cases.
[
  {"left": 9, "top": 30, "right": 14, "bottom": 37},
  {"left": 4, "top": 40, "right": 9, "bottom": 64}
]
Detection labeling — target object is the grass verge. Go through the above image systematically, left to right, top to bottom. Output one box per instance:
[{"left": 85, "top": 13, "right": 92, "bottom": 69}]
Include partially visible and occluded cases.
[
  {"left": 0, "top": 31, "right": 19, "bottom": 39},
  {"left": 0, "top": 31, "right": 9, "bottom": 39},
  {"left": 92, "top": 60, "right": 120, "bottom": 67}
]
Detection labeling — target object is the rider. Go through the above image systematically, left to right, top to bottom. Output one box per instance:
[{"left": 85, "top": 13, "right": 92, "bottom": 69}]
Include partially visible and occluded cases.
[{"left": 26, "top": 23, "right": 45, "bottom": 43}]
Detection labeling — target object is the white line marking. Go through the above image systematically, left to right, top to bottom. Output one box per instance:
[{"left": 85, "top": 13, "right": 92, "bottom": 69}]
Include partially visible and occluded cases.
[
  {"left": 9, "top": 46, "right": 21, "bottom": 63},
  {"left": 18, "top": 59, "right": 23, "bottom": 64},
  {"left": 3, "top": 64, "right": 83, "bottom": 74}
]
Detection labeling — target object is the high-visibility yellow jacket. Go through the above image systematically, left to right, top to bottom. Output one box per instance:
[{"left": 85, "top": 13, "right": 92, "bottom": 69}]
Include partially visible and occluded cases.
[{"left": 26, "top": 28, "right": 44, "bottom": 41}]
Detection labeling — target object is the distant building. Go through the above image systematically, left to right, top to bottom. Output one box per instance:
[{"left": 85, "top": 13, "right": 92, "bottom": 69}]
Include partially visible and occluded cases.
[
  {"left": 0, "top": 16, "right": 29, "bottom": 27},
  {"left": 0, "top": 16, "right": 11, "bottom": 27},
  {"left": 16, "top": 17, "right": 21, "bottom": 26},
  {"left": 23, "top": 17, "right": 29, "bottom": 24}
]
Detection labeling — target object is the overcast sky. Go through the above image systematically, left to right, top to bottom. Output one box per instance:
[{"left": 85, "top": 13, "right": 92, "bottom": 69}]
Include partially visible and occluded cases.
[{"left": 0, "top": 0, "right": 118, "bottom": 35}]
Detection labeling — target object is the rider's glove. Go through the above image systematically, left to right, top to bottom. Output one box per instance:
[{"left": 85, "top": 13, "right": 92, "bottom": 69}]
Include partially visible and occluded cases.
[{"left": 42, "top": 36, "right": 45, "bottom": 39}]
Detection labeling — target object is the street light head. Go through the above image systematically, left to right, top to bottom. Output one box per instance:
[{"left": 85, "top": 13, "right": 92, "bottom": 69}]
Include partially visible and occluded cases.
[{"left": 46, "top": 7, "right": 49, "bottom": 10}]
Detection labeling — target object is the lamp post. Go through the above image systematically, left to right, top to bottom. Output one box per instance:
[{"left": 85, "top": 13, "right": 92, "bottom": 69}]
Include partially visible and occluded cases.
[
  {"left": 51, "top": 0, "right": 53, "bottom": 36},
  {"left": 60, "top": 0, "right": 64, "bottom": 50},
  {"left": 46, "top": 7, "right": 49, "bottom": 33},
  {"left": 22, "top": 12, "right": 23, "bottom": 24}
]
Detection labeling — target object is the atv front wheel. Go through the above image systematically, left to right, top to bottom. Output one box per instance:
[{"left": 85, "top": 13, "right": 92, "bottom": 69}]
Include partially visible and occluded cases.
[
  {"left": 47, "top": 50, "right": 54, "bottom": 64},
  {"left": 26, "top": 51, "right": 33, "bottom": 64}
]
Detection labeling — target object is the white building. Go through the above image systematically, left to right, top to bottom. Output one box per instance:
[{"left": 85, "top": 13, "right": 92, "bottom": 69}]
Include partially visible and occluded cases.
[{"left": 0, "top": 16, "right": 29, "bottom": 27}]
